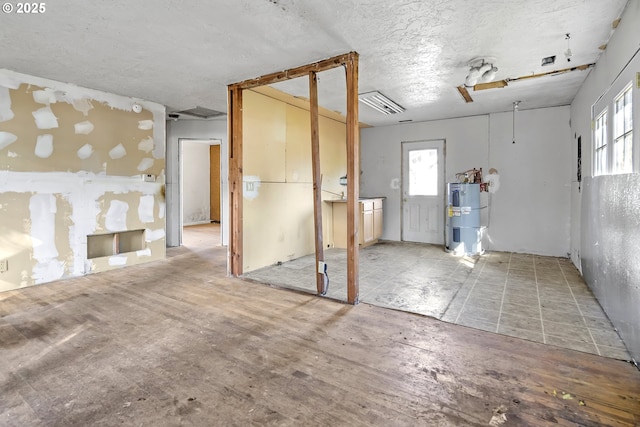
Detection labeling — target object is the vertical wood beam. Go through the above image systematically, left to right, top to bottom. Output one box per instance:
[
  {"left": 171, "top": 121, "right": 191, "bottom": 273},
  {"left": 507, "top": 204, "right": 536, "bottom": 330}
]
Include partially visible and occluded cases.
[
  {"left": 345, "top": 52, "right": 360, "bottom": 304},
  {"left": 309, "top": 72, "right": 325, "bottom": 295},
  {"left": 228, "top": 85, "right": 243, "bottom": 276}
]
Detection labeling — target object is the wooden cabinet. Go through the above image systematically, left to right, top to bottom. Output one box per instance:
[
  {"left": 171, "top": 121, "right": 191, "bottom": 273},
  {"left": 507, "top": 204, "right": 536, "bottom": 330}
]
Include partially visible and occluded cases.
[{"left": 329, "top": 198, "right": 384, "bottom": 248}]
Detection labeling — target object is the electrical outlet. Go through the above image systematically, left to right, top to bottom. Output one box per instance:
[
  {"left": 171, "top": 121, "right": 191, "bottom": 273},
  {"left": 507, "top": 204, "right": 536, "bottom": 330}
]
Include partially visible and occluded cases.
[
  {"left": 246, "top": 182, "right": 254, "bottom": 191},
  {"left": 0, "top": 259, "right": 8, "bottom": 273}
]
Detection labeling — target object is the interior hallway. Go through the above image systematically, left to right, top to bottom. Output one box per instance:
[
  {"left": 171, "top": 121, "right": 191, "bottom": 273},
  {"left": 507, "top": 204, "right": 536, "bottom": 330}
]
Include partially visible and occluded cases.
[
  {"left": 1, "top": 234, "right": 639, "bottom": 425},
  {"left": 244, "top": 241, "right": 630, "bottom": 360}
]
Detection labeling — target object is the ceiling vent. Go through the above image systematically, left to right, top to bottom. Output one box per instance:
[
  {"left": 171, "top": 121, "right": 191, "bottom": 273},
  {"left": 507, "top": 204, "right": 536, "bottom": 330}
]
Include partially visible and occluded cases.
[
  {"left": 541, "top": 55, "right": 556, "bottom": 66},
  {"left": 358, "top": 91, "right": 405, "bottom": 114},
  {"left": 174, "top": 106, "right": 226, "bottom": 119}
]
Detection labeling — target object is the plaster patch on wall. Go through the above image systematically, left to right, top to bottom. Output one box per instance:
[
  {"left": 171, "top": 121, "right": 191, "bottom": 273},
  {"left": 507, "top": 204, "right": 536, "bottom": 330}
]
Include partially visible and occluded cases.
[
  {"left": 0, "top": 86, "right": 14, "bottom": 122},
  {"left": 32, "top": 89, "right": 58, "bottom": 105},
  {"left": 71, "top": 98, "right": 94, "bottom": 116},
  {"left": 32, "top": 107, "right": 59, "bottom": 129},
  {"left": 138, "top": 120, "right": 153, "bottom": 130},
  {"left": 74, "top": 121, "right": 95, "bottom": 134},
  {"left": 0, "top": 131, "right": 17, "bottom": 150},
  {"left": 35, "top": 134, "right": 54, "bottom": 158},
  {"left": 138, "top": 136, "right": 154, "bottom": 153},
  {"left": 109, "top": 143, "right": 127, "bottom": 160},
  {"left": 77, "top": 144, "right": 93, "bottom": 159},
  {"left": 7, "top": 151, "right": 18, "bottom": 158},
  {"left": 137, "top": 158, "right": 154, "bottom": 172},
  {"left": 243, "top": 176, "right": 262, "bottom": 200},
  {"left": 390, "top": 178, "right": 400, "bottom": 190},
  {"left": 29, "top": 193, "right": 65, "bottom": 284},
  {"left": 138, "top": 195, "right": 155, "bottom": 223},
  {"left": 105, "top": 200, "right": 129, "bottom": 232},
  {"left": 158, "top": 200, "right": 166, "bottom": 219},
  {"left": 145, "top": 228, "right": 165, "bottom": 242},
  {"left": 136, "top": 248, "right": 152, "bottom": 257},
  {"left": 108, "top": 255, "right": 128, "bottom": 266}
]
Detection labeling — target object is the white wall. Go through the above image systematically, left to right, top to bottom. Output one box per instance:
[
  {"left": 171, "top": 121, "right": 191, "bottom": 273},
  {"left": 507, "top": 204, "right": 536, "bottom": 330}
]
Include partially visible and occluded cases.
[
  {"left": 569, "top": 0, "right": 640, "bottom": 363},
  {"left": 361, "top": 106, "right": 572, "bottom": 257},
  {"left": 488, "top": 107, "right": 571, "bottom": 256},
  {"left": 361, "top": 115, "right": 489, "bottom": 242},
  {"left": 166, "top": 118, "right": 228, "bottom": 246},
  {"left": 181, "top": 141, "right": 211, "bottom": 225}
]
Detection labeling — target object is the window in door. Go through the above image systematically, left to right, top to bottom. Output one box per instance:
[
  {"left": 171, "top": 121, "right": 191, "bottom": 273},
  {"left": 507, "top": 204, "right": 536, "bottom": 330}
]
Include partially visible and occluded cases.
[{"left": 408, "top": 148, "right": 438, "bottom": 196}]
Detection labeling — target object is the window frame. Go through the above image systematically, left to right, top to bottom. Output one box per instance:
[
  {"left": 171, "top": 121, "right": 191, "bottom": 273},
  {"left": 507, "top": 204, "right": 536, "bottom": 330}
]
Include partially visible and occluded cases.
[
  {"left": 611, "top": 83, "right": 633, "bottom": 174},
  {"left": 594, "top": 109, "right": 608, "bottom": 176}
]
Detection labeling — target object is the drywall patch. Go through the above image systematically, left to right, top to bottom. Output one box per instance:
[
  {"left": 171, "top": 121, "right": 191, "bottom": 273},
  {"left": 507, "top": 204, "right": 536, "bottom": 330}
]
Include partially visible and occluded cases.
[
  {"left": 0, "top": 86, "right": 14, "bottom": 122},
  {"left": 32, "top": 89, "right": 58, "bottom": 105},
  {"left": 72, "top": 98, "right": 94, "bottom": 116},
  {"left": 32, "top": 106, "right": 59, "bottom": 129},
  {"left": 138, "top": 120, "right": 153, "bottom": 130},
  {"left": 74, "top": 121, "right": 94, "bottom": 135},
  {"left": 0, "top": 131, "right": 17, "bottom": 150},
  {"left": 35, "top": 134, "right": 54, "bottom": 158},
  {"left": 138, "top": 136, "right": 154, "bottom": 153},
  {"left": 109, "top": 143, "right": 127, "bottom": 160},
  {"left": 77, "top": 144, "right": 93, "bottom": 159},
  {"left": 7, "top": 151, "right": 17, "bottom": 158},
  {"left": 137, "top": 158, "right": 154, "bottom": 172},
  {"left": 243, "top": 176, "right": 262, "bottom": 200},
  {"left": 29, "top": 193, "right": 65, "bottom": 284},
  {"left": 138, "top": 195, "right": 155, "bottom": 223},
  {"left": 105, "top": 200, "right": 129, "bottom": 232},
  {"left": 158, "top": 200, "right": 166, "bottom": 219},
  {"left": 145, "top": 228, "right": 165, "bottom": 242},
  {"left": 136, "top": 248, "right": 152, "bottom": 257},
  {"left": 108, "top": 255, "right": 128, "bottom": 266}
]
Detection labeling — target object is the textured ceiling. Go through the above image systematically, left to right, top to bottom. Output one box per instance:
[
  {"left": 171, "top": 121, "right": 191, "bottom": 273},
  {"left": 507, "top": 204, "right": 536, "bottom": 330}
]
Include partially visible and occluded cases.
[{"left": 0, "top": 0, "right": 629, "bottom": 126}]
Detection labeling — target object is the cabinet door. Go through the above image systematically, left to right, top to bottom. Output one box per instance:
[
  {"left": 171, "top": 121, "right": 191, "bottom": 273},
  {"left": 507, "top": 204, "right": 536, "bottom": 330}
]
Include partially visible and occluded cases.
[
  {"left": 373, "top": 208, "right": 383, "bottom": 239},
  {"left": 362, "top": 210, "right": 374, "bottom": 243}
]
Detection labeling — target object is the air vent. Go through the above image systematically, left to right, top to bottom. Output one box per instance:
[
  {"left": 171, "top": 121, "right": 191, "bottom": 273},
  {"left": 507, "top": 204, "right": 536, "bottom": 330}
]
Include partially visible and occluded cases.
[
  {"left": 541, "top": 55, "right": 556, "bottom": 66},
  {"left": 358, "top": 91, "right": 405, "bottom": 115},
  {"left": 175, "top": 106, "right": 226, "bottom": 119}
]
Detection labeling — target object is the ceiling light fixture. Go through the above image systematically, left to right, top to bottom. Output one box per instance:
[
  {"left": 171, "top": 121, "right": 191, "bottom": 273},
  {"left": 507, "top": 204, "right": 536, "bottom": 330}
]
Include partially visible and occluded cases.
[
  {"left": 564, "top": 33, "right": 572, "bottom": 62},
  {"left": 464, "top": 58, "right": 498, "bottom": 87},
  {"left": 358, "top": 91, "right": 405, "bottom": 114},
  {"left": 512, "top": 101, "right": 521, "bottom": 144}
]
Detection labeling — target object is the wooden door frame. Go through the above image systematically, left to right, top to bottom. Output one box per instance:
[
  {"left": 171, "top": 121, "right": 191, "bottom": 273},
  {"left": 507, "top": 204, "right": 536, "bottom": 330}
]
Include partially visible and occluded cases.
[{"left": 227, "top": 51, "right": 361, "bottom": 304}]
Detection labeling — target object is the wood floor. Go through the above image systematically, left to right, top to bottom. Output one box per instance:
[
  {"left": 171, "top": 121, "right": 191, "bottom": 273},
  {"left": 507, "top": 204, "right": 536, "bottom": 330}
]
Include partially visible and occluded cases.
[{"left": 1, "top": 241, "right": 639, "bottom": 425}]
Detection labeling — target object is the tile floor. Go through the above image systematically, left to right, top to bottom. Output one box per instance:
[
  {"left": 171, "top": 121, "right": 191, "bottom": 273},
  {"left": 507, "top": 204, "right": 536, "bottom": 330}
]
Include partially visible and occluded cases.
[{"left": 243, "top": 241, "right": 630, "bottom": 360}]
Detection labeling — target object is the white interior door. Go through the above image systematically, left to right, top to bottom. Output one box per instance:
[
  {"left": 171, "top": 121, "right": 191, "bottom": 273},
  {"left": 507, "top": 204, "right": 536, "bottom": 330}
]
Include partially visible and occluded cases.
[{"left": 402, "top": 140, "right": 445, "bottom": 244}]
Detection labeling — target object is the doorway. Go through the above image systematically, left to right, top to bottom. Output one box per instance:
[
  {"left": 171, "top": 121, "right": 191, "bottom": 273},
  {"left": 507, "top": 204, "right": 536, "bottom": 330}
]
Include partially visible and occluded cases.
[
  {"left": 180, "top": 138, "right": 222, "bottom": 247},
  {"left": 401, "top": 140, "right": 445, "bottom": 244}
]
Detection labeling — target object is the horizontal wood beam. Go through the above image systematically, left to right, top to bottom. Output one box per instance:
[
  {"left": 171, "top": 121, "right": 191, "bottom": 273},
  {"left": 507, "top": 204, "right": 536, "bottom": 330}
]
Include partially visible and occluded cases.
[{"left": 230, "top": 52, "right": 356, "bottom": 90}]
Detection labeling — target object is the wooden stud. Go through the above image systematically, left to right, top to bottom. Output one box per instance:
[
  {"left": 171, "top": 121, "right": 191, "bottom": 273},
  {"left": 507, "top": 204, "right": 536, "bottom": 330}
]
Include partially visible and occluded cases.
[
  {"left": 232, "top": 52, "right": 355, "bottom": 90},
  {"left": 345, "top": 52, "right": 360, "bottom": 304},
  {"left": 309, "top": 71, "right": 325, "bottom": 295},
  {"left": 228, "top": 86, "right": 243, "bottom": 276}
]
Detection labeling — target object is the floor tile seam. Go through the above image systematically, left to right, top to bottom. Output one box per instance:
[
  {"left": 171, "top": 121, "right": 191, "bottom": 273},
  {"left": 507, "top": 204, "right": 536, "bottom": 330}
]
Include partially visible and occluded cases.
[
  {"left": 496, "top": 252, "right": 512, "bottom": 333},
  {"left": 454, "top": 253, "right": 490, "bottom": 324},
  {"left": 533, "top": 256, "right": 546, "bottom": 344},
  {"left": 557, "top": 258, "right": 601, "bottom": 356}
]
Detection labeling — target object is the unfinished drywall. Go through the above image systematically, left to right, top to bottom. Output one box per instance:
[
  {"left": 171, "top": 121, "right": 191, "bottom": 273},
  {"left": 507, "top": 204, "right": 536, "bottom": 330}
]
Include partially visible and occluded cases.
[
  {"left": 570, "top": 0, "right": 640, "bottom": 362},
  {"left": 0, "top": 70, "right": 165, "bottom": 292},
  {"left": 242, "top": 89, "right": 346, "bottom": 272},
  {"left": 166, "top": 119, "right": 229, "bottom": 247},
  {"left": 182, "top": 141, "right": 211, "bottom": 225}
]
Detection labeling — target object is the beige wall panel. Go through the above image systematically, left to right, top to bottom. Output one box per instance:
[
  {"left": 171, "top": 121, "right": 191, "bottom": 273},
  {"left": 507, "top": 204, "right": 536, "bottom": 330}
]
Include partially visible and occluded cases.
[
  {"left": 243, "top": 90, "right": 286, "bottom": 182},
  {"left": 285, "top": 104, "right": 312, "bottom": 183},
  {"left": 319, "top": 116, "right": 347, "bottom": 198},
  {"left": 243, "top": 183, "right": 314, "bottom": 272},
  {"left": 0, "top": 192, "right": 34, "bottom": 291}
]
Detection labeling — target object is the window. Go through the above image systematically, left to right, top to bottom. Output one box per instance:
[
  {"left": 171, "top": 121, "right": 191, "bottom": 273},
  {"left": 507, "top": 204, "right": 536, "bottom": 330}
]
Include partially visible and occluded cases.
[
  {"left": 612, "top": 84, "right": 633, "bottom": 174},
  {"left": 594, "top": 110, "right": 608, "bottom": 176},
  {"left": 408, "top": 148, "right": 438, "bottom": 196}
]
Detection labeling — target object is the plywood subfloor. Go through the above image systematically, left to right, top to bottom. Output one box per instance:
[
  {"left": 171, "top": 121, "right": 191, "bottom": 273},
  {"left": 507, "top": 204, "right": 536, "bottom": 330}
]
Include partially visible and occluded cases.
[{"left": 1, "top": 244, "right": 639, "bottom": 426}]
